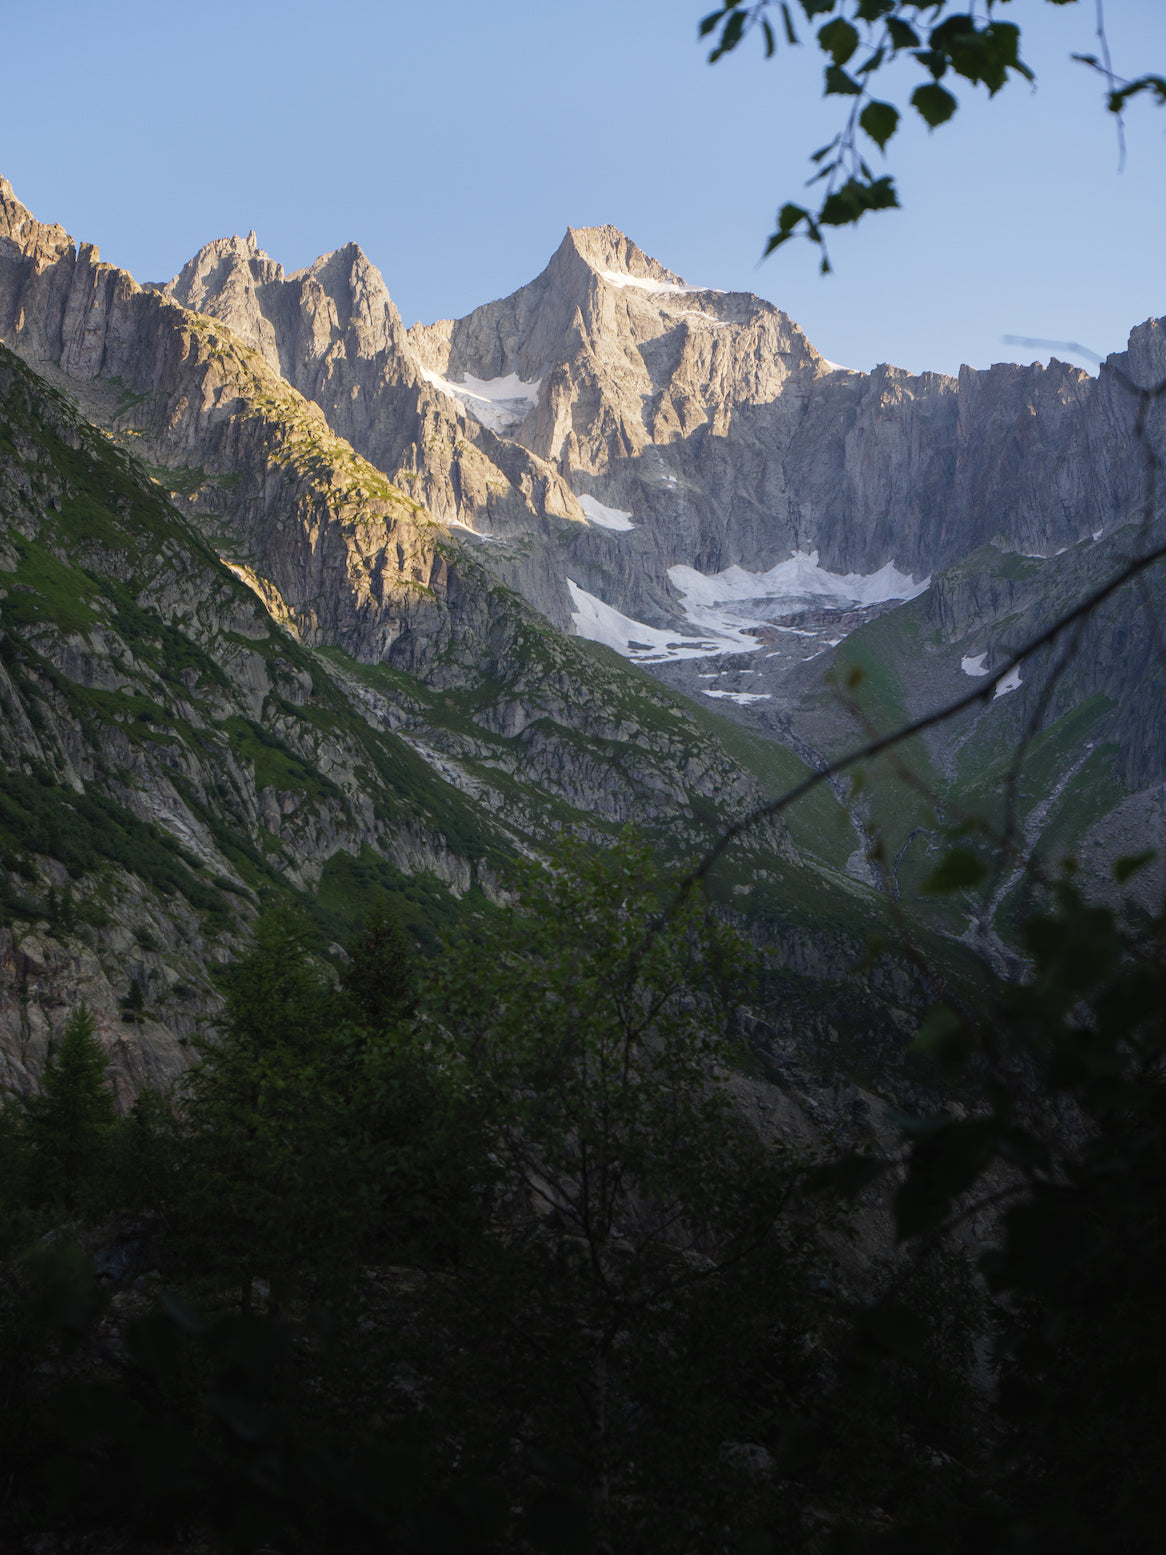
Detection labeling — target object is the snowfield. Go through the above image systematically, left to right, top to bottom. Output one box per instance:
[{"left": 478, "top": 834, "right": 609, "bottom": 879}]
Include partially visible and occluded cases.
[
  {"left": 418, "top": 366, "right": 540, "bottom": 434},
  {"left": 578, "top": 494, "right": 636, "bottom": 532},
  {"left": 568, "top": 550, "right": 929, "bottom": 665},
  {"left": 667, "top": 551, "right": 929, "bottom": 644},
  {"left": 566, "top": 580, "right": 744, "bottom": 662},
  {"left": 701, "top": 689, "right": 772, "bottom": 705}
]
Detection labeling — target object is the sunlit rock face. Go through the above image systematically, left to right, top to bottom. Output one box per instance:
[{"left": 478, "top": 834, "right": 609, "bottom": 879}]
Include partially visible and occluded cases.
[
  {"left": 2, "top": 173, "right": 1164, "bottom": 932},
  {"left": 153, "top": 211, "right": 1162, "bottom": 662}
]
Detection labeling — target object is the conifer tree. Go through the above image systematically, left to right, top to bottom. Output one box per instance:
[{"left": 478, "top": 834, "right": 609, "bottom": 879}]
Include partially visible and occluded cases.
[
  {"left": 337, "top": 894, "right": 416, "bottom": 1031},
  {"left": 176, "top": 902, "right": 336, "bottom": 1311},
  {"left": 27, "top": 1000, "right": 117, "bottom": 1212}
]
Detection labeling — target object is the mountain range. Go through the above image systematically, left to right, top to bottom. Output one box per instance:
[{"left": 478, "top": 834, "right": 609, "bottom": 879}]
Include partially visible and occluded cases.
[{"left": 1, "top": 175, "right": 1162, "bottom": 1101}]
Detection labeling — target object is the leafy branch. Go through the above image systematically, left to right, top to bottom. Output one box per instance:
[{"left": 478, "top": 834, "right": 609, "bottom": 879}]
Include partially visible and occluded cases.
[{"left": 699, "top": 0, "right": 1157, "bottom": 270}]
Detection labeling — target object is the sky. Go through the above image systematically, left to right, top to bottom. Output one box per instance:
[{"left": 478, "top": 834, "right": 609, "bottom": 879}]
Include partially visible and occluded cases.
[{"left": 1, "top": 0, "right": 1163, "bottom": 377}]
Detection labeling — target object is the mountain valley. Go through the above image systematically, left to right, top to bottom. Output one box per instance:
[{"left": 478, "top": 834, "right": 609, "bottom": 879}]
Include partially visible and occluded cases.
[{"left": 0, "top": 173, "right": 1163, "bottom": 1099}]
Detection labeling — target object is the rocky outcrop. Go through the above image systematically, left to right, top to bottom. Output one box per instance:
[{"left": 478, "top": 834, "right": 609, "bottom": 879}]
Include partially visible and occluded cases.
[
  {"left": 0, "top": 177, "right": 464, "bottom": 660},
  {"left": 157, "top": 225, "right": 591, "bottom": 627},
  {"left": 0, "top": 340, "right": 526, "bottom": 1100}
]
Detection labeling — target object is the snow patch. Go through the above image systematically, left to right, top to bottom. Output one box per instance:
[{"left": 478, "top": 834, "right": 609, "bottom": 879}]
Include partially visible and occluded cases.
[
  {"left": 599, "top": 269, "right": 700, "bottom": 296},
  {"left": 675, "top": 309, "right": 729, "bottom": 327},
  {"left": 822, "top": 359, "right": 859, "bottom": 374},
  {"left": 418, "top": 366, "right": 540, "bottom": 434},
  {"left": 578, "top": 493, "right": 636, "bottom": 532},
  {"left": 445, "top": 518, "right": 500, "bottom": 542},
  {"left": 667, "top": 550, "right": 929, "bottom": 647},
  {"left": 567, "top": 552, "right": 929, "bottom": 665},
  {"left": 567, "top": 580, "right": 743, "bottom": 662},
  {"left": 962, "top": 653, "right": 1022, "bottom": 695},
  {"left": 994, "top": 665, "right": 1023, "bottom": 699},
  {"left": 701, "top": 689, "right": 772, "bottom": 705}
]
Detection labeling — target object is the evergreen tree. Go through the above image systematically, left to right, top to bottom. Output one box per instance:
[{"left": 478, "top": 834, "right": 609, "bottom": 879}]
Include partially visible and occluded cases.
[
  {"left": 337, "top": 893, "right": 417, "bottom": 1032},
  {"left": 175, "top": 902, "right": 339, "bottom": 1311},
  {"left": 120, "top": 976, "right": 145, "bottom": 1025},
  {"left": 27, "top": 1000, "right": 117, "bottom": 1213},
  {"left": 109, "top": 1085, "right": 180, "bottom": 1219}
]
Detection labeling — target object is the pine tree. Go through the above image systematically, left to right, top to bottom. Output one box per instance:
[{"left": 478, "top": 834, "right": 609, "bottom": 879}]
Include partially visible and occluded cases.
[
  {"left": 337, "top": 894, "right": 416, "bottom": 1032},
  {"left": 175, "top": 903, "right": 356, "bottom": 1311},
  {"left": 120, "top": 977, "right": 145, "bottom": 1025},
  {"left": 28, "top": 1001, "right": 117, "bottom": 1213}
]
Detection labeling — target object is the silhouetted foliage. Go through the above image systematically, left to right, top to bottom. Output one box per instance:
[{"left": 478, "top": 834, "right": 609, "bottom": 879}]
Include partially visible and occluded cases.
[
  {"left": 338, "top": 893, "right": 417, "bottom": 1030},
  {"left": 26, "top": 1001, "right": 118, "bottom": 1214}
]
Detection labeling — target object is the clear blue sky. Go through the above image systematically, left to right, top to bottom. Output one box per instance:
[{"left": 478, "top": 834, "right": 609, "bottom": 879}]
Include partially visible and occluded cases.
[{"left": 2, "top": 1, "right": 1163, "bottom": 376}]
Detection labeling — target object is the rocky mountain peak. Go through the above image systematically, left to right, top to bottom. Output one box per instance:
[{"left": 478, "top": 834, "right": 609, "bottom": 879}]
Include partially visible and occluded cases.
[
  {"left": 0, "top": 178, "right": 74, "bottom": 264},
  {"left": 561, "top": 224, "right": 688, "bottom": 290},
  {"left": 405, "top": 226, "right": 698, "bottom": 390},
  {"left": 157, "top": 232, "right": 410, "bottom": 388},
  {"left": 161, "top": 234, "right": 287, "bottom": 361},
  {"left": 291, "top": 242, "right": 404, "bottom": 344}
]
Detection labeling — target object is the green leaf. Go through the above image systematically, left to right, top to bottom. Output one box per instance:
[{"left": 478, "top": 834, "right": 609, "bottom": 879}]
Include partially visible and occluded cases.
[
  {"left": 799, "top": 0, "right": 836, "bottom": 18},
  {"left": 780, "top": 2, "right": 799, "bottom": 47},
  {"left": 709, "top": 8, "right": 747, "bottom": 61},
  {"left": 698, "top": 11, "right": 725, "bottom": 40},
  {"left": 762, "top": 17, "right": 776, "bottom": 57},
  {"left": 886, "top": 17, "right": 919, "bottom": 51},
  {"left": 818, "top": 18, "right": 859, "bottom": 67},
  {"left": 913, "top": 48, "right": 949, "bottom": 81},
  {"left": 824, "top": 63, "right": 862, "bottom": 96},
  {"left": 1107, "top": 73, "right": 1166, "bottom": 112},
  {"left": 912, "top": 81, "right": 958, "bottom": 127},
  {"left": 859, "top": 99, "right": 899, "bottom": 150},
  {"left": 819, "top": 175, "right": 898, "bottom": 226},
  {"left": 763, "top": 203, "right": 810, "bottom": 255},
  {"left": 922, "top": 847, "right": 986, "bottom": 894},
  {"left": 1114, "top": 850, "right": 1156, "bottom": 884},
  {"left": 911, "top": 1003, "right": 971, "bottom": 1066},
  {"left": 894, "top": 1119, "right": 998, "bottom": 1240}
]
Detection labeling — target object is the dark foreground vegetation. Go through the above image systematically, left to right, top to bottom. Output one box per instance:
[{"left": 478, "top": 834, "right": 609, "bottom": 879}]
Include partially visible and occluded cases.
[{"left": 0, "top": 835, "right": 1163, "bottom": 1555}]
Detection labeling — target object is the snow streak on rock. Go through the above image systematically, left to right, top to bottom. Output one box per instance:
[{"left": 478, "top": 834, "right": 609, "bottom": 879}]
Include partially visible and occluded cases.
[
  {"left": 418, "top": 366, "right": 540, "bottom": 434},
  {"left": 578, "top": 494, "right": 635, "bottom": 532},
  {"left": 994, "top": 665, "right": 1023, "bottom": 698}
]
